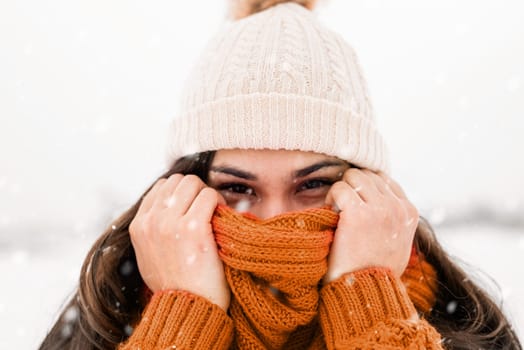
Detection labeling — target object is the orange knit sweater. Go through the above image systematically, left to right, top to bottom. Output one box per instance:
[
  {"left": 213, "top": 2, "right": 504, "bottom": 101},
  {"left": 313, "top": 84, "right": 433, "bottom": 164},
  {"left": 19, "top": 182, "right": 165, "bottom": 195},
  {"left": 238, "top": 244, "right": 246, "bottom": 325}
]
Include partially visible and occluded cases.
[{"left": 118, "top": 206, "right": 443, "bottom": 350}]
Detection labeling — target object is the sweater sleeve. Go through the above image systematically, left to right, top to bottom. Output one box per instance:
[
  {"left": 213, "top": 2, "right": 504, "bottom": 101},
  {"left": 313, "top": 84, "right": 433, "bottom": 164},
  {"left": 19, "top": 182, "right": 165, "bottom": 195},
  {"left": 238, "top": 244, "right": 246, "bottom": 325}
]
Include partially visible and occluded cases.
[
  {"left": 319, "top": 267, "right": 443, "bottom": 350},
  {"left": 117, "top": 290, "right": 234, "bottom": 350}
]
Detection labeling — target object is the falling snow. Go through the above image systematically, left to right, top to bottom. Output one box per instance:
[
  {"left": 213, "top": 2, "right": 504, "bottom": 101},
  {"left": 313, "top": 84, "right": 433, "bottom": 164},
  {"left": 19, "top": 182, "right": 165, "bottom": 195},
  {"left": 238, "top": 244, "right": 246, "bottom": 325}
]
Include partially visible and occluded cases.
[
  {"left": 2, "top": 2, "right": 524, "bottom": 348},
  {"left": 165, "top": 196, "right": 176, "bottom": 208},
  {"left": 235, "top": 199, "right": 251, "bottom": 213},
  {"left": 429, "top": 207, "right": 446, "bottom": 226},
  {"left": 187, "top": 220, "right": 198, "bottom": 231},
  {"left": 185, "top": 254, "right": 196, "bottom": 265},
  {"left": 119, "top": 260, "right": 135, "bottom": 276},
  {"left": 345, "top": 275, "right": 355, "bottom": 286},
  {"left": 269, "top": 286, "right": 281, "bottom": 297},
  {"left": 446, "top": 300, "right": 458, "bottom": 314},
  {"left": 63, "top": 306, "right": 78, "bottom": 323},
  {"left": 406, "top": 312, "right": 419, "bottom": 324},
  {"left": 60, "top": 324, "right": 72, "bottom": 338},
  {"left": 123, "top": 324, "right": 133, "bottom": 336}
]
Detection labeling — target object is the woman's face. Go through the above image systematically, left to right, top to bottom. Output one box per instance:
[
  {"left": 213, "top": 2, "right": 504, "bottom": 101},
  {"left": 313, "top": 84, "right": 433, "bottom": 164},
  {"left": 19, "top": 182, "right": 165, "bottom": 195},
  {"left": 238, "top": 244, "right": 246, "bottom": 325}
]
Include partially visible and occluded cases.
[{"left": 207, "top": 149, "right": 350, "bottom": 219}]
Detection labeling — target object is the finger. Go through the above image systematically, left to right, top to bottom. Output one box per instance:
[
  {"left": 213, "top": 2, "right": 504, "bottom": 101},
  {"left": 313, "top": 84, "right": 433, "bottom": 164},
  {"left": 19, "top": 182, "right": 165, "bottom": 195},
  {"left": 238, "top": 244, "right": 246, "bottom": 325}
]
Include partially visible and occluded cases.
[
  {"left": 342, "top": 168, "right": 380, "bottom": 202},
  {"left": 362, "top": 169, "right": 390, "bottom": 196},
  {"left": 376, "top": 172, "right": 407, "bottom": 199},
  {"left": 150, "top": 174, "right": 185, "bottom": 210},
  {"left": 165, "top": 175, "right": 207, "bottom": 216},
  {"left": 136, "top": 178, "right": 169, "bottom": 217},
  {"left": 325, "top": 181, "right": 363, "bottom": 212},
  {"left": 186, "top": 187, "right": 221, "bottom": 223},
  {"left": 216, "top": 191, "right": 227, "bottom": 206},
  {"left": 402, "top": 198, "right": 420, "bottom": 228}
]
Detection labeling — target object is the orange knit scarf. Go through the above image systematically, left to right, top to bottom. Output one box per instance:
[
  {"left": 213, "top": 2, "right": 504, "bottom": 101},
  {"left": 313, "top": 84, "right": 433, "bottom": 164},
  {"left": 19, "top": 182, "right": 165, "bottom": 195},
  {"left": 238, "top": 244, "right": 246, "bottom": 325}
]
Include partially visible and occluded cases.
[{"left": 211, "top": 205, "right": 438, "bottom": 349}]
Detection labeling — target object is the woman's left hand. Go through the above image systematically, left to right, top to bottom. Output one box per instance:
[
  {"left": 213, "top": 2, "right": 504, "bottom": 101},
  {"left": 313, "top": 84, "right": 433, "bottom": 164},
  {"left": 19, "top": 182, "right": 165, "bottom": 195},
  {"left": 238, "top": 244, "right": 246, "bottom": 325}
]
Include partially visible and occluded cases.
[{"left": 323, "top": 168, "right": 419, "bottom": 284}]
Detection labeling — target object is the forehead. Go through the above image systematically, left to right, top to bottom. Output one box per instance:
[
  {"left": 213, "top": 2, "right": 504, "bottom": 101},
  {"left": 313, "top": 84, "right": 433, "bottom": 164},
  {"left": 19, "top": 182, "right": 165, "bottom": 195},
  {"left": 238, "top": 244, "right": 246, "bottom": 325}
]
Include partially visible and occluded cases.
[{"left": 212, "top": 149, "right": 340, "bottom": 168}]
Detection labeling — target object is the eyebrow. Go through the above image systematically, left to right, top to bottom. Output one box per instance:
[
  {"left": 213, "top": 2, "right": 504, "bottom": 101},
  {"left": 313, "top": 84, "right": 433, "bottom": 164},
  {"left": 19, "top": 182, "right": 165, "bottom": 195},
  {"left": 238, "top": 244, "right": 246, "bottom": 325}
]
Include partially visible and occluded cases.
[
  {"left": 210, "top": 160, "right": 346, "bottom": 181},
  {"left": 294, "top": 160, "right": 346, "bottom": 178}
]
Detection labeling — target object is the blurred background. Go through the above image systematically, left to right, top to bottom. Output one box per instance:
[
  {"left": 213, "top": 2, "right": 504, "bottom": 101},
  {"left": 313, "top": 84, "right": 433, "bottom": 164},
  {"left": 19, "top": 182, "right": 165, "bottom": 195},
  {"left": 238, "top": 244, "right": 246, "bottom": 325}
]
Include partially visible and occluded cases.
[{"left": 1, "top": 0, "right": 523, "bottom": 348}]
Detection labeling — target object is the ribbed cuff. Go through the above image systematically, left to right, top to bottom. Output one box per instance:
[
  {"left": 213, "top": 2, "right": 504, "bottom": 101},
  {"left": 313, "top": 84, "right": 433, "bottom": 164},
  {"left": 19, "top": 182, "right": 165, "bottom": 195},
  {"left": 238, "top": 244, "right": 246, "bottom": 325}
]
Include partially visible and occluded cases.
[
  {"left": 167, "top": 92, "right": 389, "bottom": 174},
  {"left": 319, "top": 268, "right": 417, "bottom": 346},
  {"left": 123, "top": 290, "right": 234, "bottom": 350}
]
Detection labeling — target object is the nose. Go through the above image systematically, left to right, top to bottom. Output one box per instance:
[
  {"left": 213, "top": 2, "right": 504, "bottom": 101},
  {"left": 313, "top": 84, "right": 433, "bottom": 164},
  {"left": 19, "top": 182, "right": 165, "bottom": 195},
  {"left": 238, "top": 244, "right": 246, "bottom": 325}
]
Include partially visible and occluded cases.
[{"left": 253, "top": 197, "right": 293, "bottom": 220}]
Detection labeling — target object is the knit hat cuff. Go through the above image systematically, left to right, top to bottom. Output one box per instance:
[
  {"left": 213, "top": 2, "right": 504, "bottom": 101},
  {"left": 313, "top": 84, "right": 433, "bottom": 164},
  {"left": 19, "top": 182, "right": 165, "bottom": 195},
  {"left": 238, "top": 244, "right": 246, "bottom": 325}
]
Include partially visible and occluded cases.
[{"left": 166, "top": 92, "right": 390, "bottom": 173}]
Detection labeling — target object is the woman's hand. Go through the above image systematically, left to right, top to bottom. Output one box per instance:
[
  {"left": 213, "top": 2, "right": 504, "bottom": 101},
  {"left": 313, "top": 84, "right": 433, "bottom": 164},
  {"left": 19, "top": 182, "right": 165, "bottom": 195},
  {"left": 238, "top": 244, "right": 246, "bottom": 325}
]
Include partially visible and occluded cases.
[
  {"left": 323, "top": 168, "right": 419, "bottom": 284},
  {"left": 129, "top": 174, "right": 230, "bottom": 311}
]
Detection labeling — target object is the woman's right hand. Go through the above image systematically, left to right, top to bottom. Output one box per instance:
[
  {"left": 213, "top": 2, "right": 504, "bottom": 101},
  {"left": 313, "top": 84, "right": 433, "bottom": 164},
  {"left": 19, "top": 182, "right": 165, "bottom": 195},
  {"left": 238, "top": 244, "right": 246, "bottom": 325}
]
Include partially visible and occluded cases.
[{"left": 129, "top": 174, "right": 230, "bottom": 311}]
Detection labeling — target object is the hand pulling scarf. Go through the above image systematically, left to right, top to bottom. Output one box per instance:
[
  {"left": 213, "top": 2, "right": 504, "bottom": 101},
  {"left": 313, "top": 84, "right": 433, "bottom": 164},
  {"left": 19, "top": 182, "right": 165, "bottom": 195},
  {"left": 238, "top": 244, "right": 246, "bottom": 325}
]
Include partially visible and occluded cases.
[{"left": 212, "top": 205, "right": 438, "bottom": 349}]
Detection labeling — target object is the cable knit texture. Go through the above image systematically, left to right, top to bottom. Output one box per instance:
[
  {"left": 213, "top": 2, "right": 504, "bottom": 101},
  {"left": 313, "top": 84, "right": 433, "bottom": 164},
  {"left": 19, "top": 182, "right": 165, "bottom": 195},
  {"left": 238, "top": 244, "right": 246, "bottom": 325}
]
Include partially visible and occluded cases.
[
  {"left": 166, "top": 2, "right": 390, "bottom": 174},
  {"left": 214, "top": 205, "right": 338, "bottom": 349},
  {"left": 119, "top": 206, "right": 443, "bottom": 349}
]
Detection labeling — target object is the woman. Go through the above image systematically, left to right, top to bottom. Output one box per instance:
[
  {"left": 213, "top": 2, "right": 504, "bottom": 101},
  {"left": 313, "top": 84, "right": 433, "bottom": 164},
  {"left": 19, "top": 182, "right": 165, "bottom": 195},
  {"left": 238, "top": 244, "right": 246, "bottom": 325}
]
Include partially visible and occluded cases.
[{"left": 40, "top": 1, "right": 521, "bottom": 349}]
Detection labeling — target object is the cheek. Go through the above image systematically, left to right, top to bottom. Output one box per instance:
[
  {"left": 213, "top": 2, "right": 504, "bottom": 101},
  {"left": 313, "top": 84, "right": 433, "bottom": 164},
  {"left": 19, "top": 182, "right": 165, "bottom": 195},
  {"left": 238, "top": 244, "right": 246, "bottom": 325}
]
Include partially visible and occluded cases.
[
  {"left": 293, "top": 193, "right": 329, "bottom": 210},
  {"left": 223, "top": 195, "right": 260, "bottom": 213}
]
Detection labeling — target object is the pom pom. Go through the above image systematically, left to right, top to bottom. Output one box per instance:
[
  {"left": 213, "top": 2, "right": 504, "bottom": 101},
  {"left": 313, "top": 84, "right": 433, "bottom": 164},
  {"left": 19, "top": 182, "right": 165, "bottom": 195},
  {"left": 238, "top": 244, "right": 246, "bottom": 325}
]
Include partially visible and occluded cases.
[{"left": 229, "top": 0, "right": 319, "bottom": 20}]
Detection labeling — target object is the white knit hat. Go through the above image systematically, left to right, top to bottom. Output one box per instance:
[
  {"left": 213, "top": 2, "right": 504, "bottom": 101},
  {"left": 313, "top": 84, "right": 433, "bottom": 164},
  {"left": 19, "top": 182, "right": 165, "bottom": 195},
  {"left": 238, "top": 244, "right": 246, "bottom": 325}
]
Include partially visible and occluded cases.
[{"left": 166, "top": 0, "right": 390, "bottom": 173}]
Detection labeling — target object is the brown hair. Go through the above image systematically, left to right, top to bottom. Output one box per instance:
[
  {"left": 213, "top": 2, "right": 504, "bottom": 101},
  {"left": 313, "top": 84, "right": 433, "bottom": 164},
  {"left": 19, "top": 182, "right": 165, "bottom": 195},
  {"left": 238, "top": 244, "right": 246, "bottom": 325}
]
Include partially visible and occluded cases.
[{"left": 39, "top": 151, "right": 521, "bottom": 350}]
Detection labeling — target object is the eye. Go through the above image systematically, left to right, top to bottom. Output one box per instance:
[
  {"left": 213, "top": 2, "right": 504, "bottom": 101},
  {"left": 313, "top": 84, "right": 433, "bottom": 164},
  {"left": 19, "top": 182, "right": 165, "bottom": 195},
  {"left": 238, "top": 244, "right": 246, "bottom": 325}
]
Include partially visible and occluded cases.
[
  {"left": 297, "top": 178, "right": 333, "bottom": 192},
  {"left": 217, "top": 183, "right": 255, "bottom": 196}
]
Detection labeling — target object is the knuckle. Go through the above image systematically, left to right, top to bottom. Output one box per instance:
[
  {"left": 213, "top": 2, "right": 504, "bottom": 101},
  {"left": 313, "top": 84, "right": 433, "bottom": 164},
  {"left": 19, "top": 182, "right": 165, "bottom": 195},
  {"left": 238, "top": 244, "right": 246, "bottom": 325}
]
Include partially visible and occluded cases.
[
  {"left": 342, "top": 167, "right": 361, "bottom": 181},
  {"left": 362, "top": 168, "right": 376, "bottom": 177},
  {"left": 377, "top": 171, "right": 390, "bottom": 181},
  {"left": 168, "top": 173, "right": 184, "bottom": 181},
  {"left": 164, "top": 174, "right": 183, "bottom": 189},
  {"left": 182, "top": 174, "right": 203, "bottom": 186},
  {"left": 154, "top": 178, "right": 168, "bottom": 188},
  {"left": 144, "top": 180, "right": 165, "bottom": 199},
  {"left": 330, "top": 180, "right": 346, "bottom": 192},
  {"left": 329, "top": 182, "right": 352, "bottom": 205},
  {"left": 200, "top": 187, "right": 217, "bottom": 199},
  {"left": 402, "top": 198, "right": 418, "bottom": 216},
  {"left": 383, "top": 199, "right": 402, "bottom": 222},
  {"left": 395, "top": 201, "right": 408, "bottom": 219},
  {"left": 373, "top": 204, "right": 390, "bottom": 220},
  {"left": 410, "top": 204, "right": 419, "bottom": 218},
  {"left": 142, "top": 212, "right": 158, "bottom": 234},
  {"left": 177, "top": 216, "right": 190, "bottom": 229},
  {"left": 177, "top": 216, "right": 202, "bottom": 234},
  {"left": 158, "top": 217, "right": 174, "bottom": 236},
  {"left": 129, "top": 218, "right": 139, "bottom": 236}
]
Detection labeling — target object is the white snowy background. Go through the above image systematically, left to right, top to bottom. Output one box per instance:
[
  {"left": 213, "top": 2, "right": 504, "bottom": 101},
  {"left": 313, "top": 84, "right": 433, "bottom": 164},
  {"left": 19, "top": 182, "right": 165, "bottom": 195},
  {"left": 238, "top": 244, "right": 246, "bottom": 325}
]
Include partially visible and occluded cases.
[{"left": 1, "top": 0, "right": 523, "bottom": 348}]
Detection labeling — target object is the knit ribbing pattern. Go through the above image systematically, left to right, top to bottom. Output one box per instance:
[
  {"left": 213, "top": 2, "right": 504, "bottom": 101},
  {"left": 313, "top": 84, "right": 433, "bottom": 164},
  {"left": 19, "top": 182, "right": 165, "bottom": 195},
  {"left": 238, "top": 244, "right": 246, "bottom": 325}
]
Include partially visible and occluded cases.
[
  {"left": 166, "top": 3, "right": 389, "bottom": 173},
  {"left": 212, "top": 205, "right": 440, "bottom": 349},
  {"left": 213, "top": 205, "right": 338, "bottom": 349},
  {"left": 120, "top": 207, "right": 441, "bottom": 349},
  {"left": 400, "top": 247, "right": 438, "bottom": 314},
  {"left": 320, "top": 268, "right": 443, "bottom": 349},
  {"left": 117, "top": 290, "right": 234, "bottom": 350}
]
